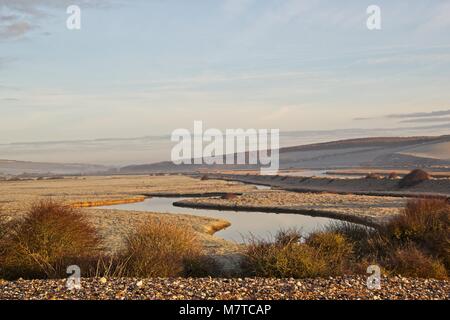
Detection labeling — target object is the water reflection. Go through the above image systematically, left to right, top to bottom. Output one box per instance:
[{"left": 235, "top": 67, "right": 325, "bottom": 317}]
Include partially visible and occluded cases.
[{"left": 100, "top": 197, "right": 338, "bottom": 243}]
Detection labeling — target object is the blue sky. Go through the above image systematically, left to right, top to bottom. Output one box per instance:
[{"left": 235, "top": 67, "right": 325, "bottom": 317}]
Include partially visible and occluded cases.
[{"left": 1, "top": 0, "right": 450, "bottom": 144}]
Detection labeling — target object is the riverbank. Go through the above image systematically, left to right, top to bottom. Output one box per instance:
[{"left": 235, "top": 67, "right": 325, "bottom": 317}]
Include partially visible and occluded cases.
[
  {"left": 206, "top": 173, "right": 450, "bottom": 199},
  {"left": 0, "top": 175, "right": 252, "bottom": 257},
  {"left": 0, "top": 175, "right": 254, "bottom": 215},
  {"left": 175, "top": 190, "right": 406, "bottom": 226},
  {"left": 0, "top": 276, "right": 448, "bottom": 300}
]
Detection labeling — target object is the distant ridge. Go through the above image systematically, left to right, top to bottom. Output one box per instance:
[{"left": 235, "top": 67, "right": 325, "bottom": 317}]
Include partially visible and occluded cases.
[
  {"left": 120, "top": 135, "right": 450, "bottom": 173},
  {"left": 281, "top": 135, "right": 450, "bottom": 152},
  {"left": 0, "top": 159, "right": 109, "bottom": 176}
]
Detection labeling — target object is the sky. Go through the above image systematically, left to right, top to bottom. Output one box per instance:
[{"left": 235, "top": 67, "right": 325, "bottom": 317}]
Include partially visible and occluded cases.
[{"left": 1, "top": 0, "right": 450, "bottom": 156}]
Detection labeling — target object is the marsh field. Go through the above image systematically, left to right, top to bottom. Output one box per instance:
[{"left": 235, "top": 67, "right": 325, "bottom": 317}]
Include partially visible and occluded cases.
[{"left": 0, "top": 174, "right": 449, "bottom": 300}]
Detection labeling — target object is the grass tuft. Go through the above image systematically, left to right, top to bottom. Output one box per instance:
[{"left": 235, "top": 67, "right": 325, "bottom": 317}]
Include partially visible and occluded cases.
[
  {"left": 0, "top": 200, "right": 100, "bottom": 279},
  {"left": 119, "top": 219, "right": 203, "bottom": 277},
  {"left": 241, "top": 229, "right": 353, "bottom": 278},
  {"left": 386, "top": 244, "right": 447, "bottom": 279}
]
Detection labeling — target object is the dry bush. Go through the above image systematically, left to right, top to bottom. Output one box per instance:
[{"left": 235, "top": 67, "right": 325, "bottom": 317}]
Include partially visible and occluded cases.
[
  {"left": 399, "top": 169, "right": 430, "bottom": 188},
  {"left": 388, "top": 172, "right": 399, "bottom": 179},
  {"left": 365, "top": 173, "right": 382, "bottom": 179},
  {"left": 200, "top": 175, "right": 209, "bottom": 181},
  {"left": 381, "top": 199, "right": 449, "bottom": 268},
  {"left": 0, "top": 200, "right": 100, "bottom": 279},
  {"left": 242, "top": 200, "right": 449, "bottom": 280},
  {"left": 329, "top": 200, "right": 449, "bottom": 278},
  {"left": 0, "top": 213, "right": 10, "bottom": 262},
  {"left": 120, "top": 219, "right": 203, "bottom": 277},
  {"left": 326, "top": 222, "right": 377, "bottom": 260},
  {"left": 326, "top": 222, "right": 372, "bottom": 243},
  {"left": 274, "top": 228, "right": 303, "bottom": 246},
  {"left": 242, "top": 229, "right": 353, "bottom": 278},
  {"left": 306, "top": 232, "right": 353, "bottom": 273},
  {"left": 242, "top": 239, "right": 326, "bottom": 278},
  {"left": 386, "top": 245, "right": 447, "bottom": 280}
]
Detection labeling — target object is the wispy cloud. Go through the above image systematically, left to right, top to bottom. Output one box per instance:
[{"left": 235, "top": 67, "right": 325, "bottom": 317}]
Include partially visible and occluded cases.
[
  {"left": 222, "top": 0, "right": 255, "bottom": 17},
  {"left": 418, "top": 1, "right": 450, "bottom": 31},
  {"left": 0, "top": 21, "right": 34, "bottom": 39},
  {"left": 364, "top": 53, "right": 450, "bottom": 66},
  {"left": 354, "top": 109, "right": 450, "bottom": 121},
  {"left": 387, "top": 109, "right": 450, "bottom": 119},
  {"left": 400, "top": 117, "right": 450, "bottom": 124}
]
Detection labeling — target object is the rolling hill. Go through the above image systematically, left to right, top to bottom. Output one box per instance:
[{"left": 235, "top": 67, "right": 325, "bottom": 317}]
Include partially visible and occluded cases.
[
  {"left": 120, "top": 135, "right": 450, "bottom": 173},
  {"left": 0, "top": 160, "right": 109, "bottom": 176}
]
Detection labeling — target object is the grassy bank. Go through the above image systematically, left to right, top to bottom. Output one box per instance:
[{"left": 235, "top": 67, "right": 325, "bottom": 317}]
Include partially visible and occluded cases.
[
  {"left": 1, "top": 198, "right": 448, "bottom": 280},
  {"left": 242, "top": 199, "right": 449, "bottom": 280}
]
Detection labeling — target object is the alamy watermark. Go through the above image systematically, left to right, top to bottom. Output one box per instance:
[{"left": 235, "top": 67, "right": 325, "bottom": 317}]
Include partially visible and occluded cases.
[
  {"left": 65, "top": 5, "right": 380, "bottom": 31},
  {"left": 66, "top": 5, "right": 81, "bottom": 30},
  {"left": 367, "top": 5, "right": 381, "bottom": 30},
  {"left": 171, "top": 121, "right": 280, "bottom": 174},
  {"left": 66, "top": 265, "right": 82, "bottom": 290},
  {"left": 367, "top": 265, "right": 381, "bottom": 290}
]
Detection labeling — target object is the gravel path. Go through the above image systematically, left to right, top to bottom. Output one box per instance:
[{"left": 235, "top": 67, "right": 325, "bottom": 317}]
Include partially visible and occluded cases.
[{"left": 0, "top": 276, "right": 448, "bottom": 300}]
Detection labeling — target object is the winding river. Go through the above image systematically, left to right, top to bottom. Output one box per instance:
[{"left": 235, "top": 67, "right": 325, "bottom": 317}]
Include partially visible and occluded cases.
[{"left": 99, "top": 185, "right": 341, "bottom": 243}]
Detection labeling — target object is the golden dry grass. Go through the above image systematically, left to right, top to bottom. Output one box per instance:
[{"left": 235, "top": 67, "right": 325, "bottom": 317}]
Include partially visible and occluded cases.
[
  {"left": 0, "top": 200, "right": 100, "bottom": 279},
  {"left": 118, "top": 219, "right": 203, "bottom": 277},
  {"left": 241, "top": 229, "right": 353, "bottom": 278}
]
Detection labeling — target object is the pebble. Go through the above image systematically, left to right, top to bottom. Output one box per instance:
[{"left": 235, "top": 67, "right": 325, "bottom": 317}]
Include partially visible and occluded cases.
[{"left": 0, "top": 276, "right": 448, "bottom": 300}]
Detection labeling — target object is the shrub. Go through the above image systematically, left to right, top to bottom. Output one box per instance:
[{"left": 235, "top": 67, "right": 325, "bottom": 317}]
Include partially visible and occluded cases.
[
  {"left": 399, "top": 169, "right": 430, "bottom": 188},
  {"left": 388, "top": 172, "right": 399, "bottom": 179},
  {"left": 365, "top": 173, "right": 381, "bottom": 179},
  {"left": 200, "top": 175, "right": 209, "bottom": 181},
  {"left": 329, "top": 199, "right": 450, "bottom": 278},
  {"left": 381, "top": 199, "right": 449, "bottom": 267},
  {"left": 0, "top": 200, "right": 100, "bottom": 279},
  {"left": 0, "top": 213, "right": 10, "bottom": 261},
  {"left": 120, "top": 219, "right": 203, "bottom": 277},
  {"left": 326, "top": 222, "right": 377, "bottom": 259},
  {"left": 327, "top": 222, "right": 372, "bottom": 243},
  {"left": 274, "top": 228, "right": 303, "bottom": 246},
  {"left": 242, "top": 229, "right": 353, "bottom": 278},
  {"left": 306, "top": 232, "right": 353, "bottom": 272},
  {"left": 242, "top": 239, "right": 326, "bottom": 278},
  {"left": 386, "top": 245, "right": 447, "bottom": 280}
]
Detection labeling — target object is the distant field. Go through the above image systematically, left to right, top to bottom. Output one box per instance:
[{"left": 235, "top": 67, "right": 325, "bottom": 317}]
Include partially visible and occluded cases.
[
  {"left": 399, "top": 141, "right": 450, "bottom": 161},
  {"left": 326, "top": 168, "right": 450, "bottom": 178}
]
